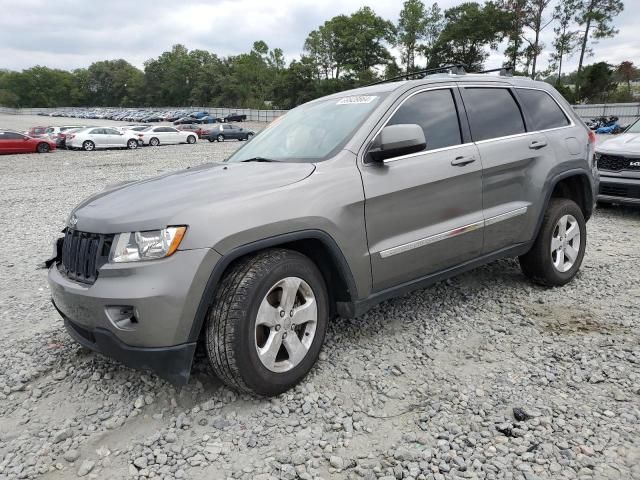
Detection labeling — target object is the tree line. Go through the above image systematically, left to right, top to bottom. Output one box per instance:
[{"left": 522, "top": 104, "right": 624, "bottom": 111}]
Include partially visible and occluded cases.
[{"left": 0, "top": 0, "right": 633, "bottom": 109}]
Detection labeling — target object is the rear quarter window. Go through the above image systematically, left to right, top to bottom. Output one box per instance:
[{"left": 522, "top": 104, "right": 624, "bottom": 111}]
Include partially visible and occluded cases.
[{"left": 516, "top": 88, "right": 570, "bottom": 130}]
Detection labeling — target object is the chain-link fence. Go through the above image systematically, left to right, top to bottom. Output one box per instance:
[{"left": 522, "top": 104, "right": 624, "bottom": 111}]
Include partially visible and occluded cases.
[
  {"left": 3, "top": 102, "right": 640, "bottom": 125},
  {"left": 571, "top": 103, "right": 640, "bottom": 124},
  {"left": 0, "top": 106, "right": 287, "bottom": 122}
]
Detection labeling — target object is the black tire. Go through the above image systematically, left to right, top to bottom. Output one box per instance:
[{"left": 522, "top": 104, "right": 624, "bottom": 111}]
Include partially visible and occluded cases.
[
  {"left": 217, "top": 134, "right": 224, "bottom": 142},
  {"left": 187, "top": 135, "right": 196, "bottom": 144},
  {"left": 149, "top": 137, "right": 160, "bottom": 146},
  {"left": 207, "top": 137, "right": 214, "bottom": 142},
  {"left": 127, "top": 139, "right": 138, "bottom": 149},
  {"left": 82, "top": 141, "right": 95, "bottom": 151},
  {"left": 36, "top": 142, "right": 49, "bottom": 153},
  {"left": 519, "top": 198, "right": 586, "bottom": 286},
  {"left": 205, "top": 249, "right": 329, "bottom": 396}
]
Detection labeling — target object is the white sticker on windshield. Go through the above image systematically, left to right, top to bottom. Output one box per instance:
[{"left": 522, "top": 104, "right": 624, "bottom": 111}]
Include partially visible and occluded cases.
[{"left": 337, "top": 95, "right": 377, "bottom": 105}]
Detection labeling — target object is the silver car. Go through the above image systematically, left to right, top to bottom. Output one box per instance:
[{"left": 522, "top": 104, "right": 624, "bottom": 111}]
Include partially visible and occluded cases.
[
  {"left": 47, "top": 70, "right": 598, "bottom": 395},
  {"left": 595, "top": 118, "right": 640, "bottom": 206},
  {"left": 67, "top": 127, "right": 141, "bottom": 151}
]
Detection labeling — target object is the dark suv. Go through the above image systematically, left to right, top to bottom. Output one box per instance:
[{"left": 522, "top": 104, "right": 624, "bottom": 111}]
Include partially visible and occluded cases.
[{"left": 48, "top": 71, "right": 598, "bottom": 396}]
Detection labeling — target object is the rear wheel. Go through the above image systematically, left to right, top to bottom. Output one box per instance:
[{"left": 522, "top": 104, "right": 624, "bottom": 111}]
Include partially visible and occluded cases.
[
  {"left": 217, "top": 134, "right": 224, "bottom": 142},
  {"left": 187, "top": 135, "right": 196, "bottom": 144},
  {"left": 149, "top": 137, "right": 160, "bottom": 146},
  {"left": 207, "top": 138, "right": 214, "bottom": 143},
  {"left": 127, "top": 139, "right": 138, "bottom": 149},
  {"left": 82, "top": 141, "right": 95, "bottom": 151},
  {"left": 36, "top": 142, "right": 50, "bottom": 153},
  {"left": 519, "top": 198, "right": 586, "bottom": 286},
  {"left": 205, "top": 249, "right": 328, "bottom": 396}
]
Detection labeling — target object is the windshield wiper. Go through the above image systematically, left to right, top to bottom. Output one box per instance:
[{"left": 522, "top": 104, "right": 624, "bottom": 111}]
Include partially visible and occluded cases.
[{"left": 241, "top": 157, "right": 278, "bottom": 163}]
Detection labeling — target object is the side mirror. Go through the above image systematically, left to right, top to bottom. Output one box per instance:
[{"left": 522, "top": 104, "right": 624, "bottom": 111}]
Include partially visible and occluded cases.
[
  {"left": 367, "top": 124, "right": 426, "bottom": 163},
  {"left": 24, "top": 137, "right": 30, "bottom": 141}
]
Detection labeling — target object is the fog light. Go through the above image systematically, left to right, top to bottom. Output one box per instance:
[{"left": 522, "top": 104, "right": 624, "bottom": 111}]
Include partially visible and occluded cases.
[{"left": 105, "top": 306, "right": 138, "bottom": 330}]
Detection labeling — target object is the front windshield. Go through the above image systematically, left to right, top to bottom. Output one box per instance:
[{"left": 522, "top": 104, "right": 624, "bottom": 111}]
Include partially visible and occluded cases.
[
  {"left": 227, "top": 93, "right": 386, "bottom": 162},
  {"left": 626, "top": 119, "right": 640, "bottom": 133}
]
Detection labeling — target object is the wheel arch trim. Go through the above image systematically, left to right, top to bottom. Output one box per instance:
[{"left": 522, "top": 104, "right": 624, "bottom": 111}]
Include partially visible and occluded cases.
[{"left": 187, "top": 229, "right": 358, "bottom": 342}]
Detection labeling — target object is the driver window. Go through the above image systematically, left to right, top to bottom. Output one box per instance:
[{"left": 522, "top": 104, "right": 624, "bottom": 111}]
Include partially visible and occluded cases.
[{"left": 387, "top": 89, "right": 462, "bottom": 151}]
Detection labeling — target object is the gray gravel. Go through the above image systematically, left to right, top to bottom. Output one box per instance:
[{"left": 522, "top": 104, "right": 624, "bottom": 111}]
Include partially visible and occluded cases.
[{"left": 0, "top": 114, "right": 639, "bottom": 480}]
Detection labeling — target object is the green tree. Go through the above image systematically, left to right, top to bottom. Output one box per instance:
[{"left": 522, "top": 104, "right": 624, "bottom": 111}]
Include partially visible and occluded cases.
[
  {"left": 396, "top": 0, "right": 428, "bottom": 73},
  {"left": 498, "top": 0, "right": 529, "bottom": 69},
  {"left": 525, "top": 0, "right": 554, "bottom": 78},
  {"left": 550, "top": 0, "right": 581, "bottom": 83},
  {"left": 574, "top": 0, "right": 624, "bottom": 76},
  {"left": 431, "top": 2, "right": 510, "bottom": 71},
  {"left": 86, "top": 60, "right": 144, "bottom": 106},
  {"left": 616, "top": 61, "right": 636, "bottom": 96},
  {"left": 577, "top": 62, "right": 615, "bottom": 101}
]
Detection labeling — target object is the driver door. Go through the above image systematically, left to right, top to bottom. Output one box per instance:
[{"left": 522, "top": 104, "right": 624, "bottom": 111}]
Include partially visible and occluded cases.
[{"left": 359, "top": 86, "right": 484, "bottom": 291}]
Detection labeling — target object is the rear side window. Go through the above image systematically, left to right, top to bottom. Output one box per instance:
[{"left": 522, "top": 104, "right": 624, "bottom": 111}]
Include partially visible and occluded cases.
[
  {"left": 387, "top": 88, "right": 461, "bottom": 151},
  {"left": 462, "top": 88, "right": 525, "bottom": 141},
  {"left": 516, "top": 88, "right": 570, "bottom": 130},
  {"left": 1, "top": 132, "right": 23, "bottom": 139}
]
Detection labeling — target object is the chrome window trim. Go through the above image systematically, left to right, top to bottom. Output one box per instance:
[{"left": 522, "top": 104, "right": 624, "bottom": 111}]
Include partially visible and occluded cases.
[
  {"left": 363, "top": 83, "right": 578, "bottom": 165},
  {"left": 363, "top": 85, "right": 463, "bottom": 166},
  {"left": 379, "top": 207, "right": 528, "bottom": 258}
]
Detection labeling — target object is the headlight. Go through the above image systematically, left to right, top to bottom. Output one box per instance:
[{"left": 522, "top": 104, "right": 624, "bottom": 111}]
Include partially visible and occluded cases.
[{"left": 110, "top": 226, "right": 186, "bottom": 263}]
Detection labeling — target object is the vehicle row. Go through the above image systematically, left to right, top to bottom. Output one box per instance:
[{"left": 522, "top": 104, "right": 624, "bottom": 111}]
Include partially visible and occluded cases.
[
  {"left": 41, "top": 108, "right": 247, "bottom": 124},
  {"left": 1, "top": 123, "right": 256, "bottom": 154}
]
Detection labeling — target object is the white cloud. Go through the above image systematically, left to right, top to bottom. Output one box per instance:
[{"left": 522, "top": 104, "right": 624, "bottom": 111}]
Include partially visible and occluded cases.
[{"left": 0, "top": 0, "right": 636, "bottom": 73}]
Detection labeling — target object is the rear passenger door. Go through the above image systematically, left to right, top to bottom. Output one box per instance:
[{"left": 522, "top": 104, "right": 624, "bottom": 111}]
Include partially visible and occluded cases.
[
  {"left": 459, "top": 85, "right": 555, "bottom": 253},
  {"left": 360, "top": 86, "right": 484, "bottom": 291}
]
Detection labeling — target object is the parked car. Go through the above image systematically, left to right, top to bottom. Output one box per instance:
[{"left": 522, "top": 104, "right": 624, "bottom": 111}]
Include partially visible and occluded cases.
[
  {"left": 47, "top": 72, "right": 597, "bottom": 396},
  {"left": 189, "top": 111, "right": 209, "bottom": 119},
  {"left": 223, "top": 113, "right": 247, "bottom": 122},
  {"left": 196, "top": 115, "right": 222, "bottom": 124},
  {"left": 173, "top": 117, "right": 196, "bottom": 126},
  {"left": 595, "top": 117, "right": 640, "bottom": 206},
  {"left": 203, "top": 123, "right": 255, "bottom": 142},
  {"left": 176, "top": 124, "right": 207, "bottom": 138},
  {"left": 25, "top": 126, "right": 49, "bottom": 137},
  {"left": 45, "top": 126, "right": 84, "bottom": 148},
  {"left": 135, "top": 126, "right": 197, "bottom": 146},
  {"left": 66, "top": 127, "right": 141, "bottom": 151},
  {"left": 0, "top": 130, "right": 56, "bottom": 154}
]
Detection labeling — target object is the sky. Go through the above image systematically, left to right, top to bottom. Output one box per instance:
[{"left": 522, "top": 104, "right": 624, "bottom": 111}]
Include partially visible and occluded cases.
[{"left": 0, "top": 0, "right": 637, "bottom": 75}]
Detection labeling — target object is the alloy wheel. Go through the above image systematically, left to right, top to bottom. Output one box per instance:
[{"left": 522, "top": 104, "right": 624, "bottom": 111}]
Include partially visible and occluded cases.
[
  {"left": 550, "top": 214, "right": 580, "bottom": 273},
  {"left": 254, "top": 277, "right": 317, "bottom": 373}
]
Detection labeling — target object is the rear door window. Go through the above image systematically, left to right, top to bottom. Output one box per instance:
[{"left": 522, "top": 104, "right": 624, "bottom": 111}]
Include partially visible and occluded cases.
[
  {"left": 461, "top": 87, "right": 526, "bottom": 141},
  {"left": 386, "top": 88, "right": 462, "bottom": 151},
  {"left": 516, "top": 88, "right": 570, "bottom": 130}
]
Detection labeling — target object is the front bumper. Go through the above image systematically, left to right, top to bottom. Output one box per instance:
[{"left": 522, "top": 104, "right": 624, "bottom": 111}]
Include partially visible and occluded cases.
[
  {"left": 598, "top": 175, "right": 640, "bottom": 206},
  {"left": 48, "top": 247, "right": 221, "bottom": 385}
]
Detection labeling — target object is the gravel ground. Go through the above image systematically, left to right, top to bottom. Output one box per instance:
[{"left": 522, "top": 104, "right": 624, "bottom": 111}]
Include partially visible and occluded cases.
[{"left": 0, "top": 114, "right": 638, "bottom": 480}]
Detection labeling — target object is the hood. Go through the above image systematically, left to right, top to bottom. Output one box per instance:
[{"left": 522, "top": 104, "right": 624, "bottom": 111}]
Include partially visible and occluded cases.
[
  {"left": 597, "top": 132, "right": 640, "bottom": 155},
  {"left": 71, "top": 161, "right": 315, "bottom": 234}
]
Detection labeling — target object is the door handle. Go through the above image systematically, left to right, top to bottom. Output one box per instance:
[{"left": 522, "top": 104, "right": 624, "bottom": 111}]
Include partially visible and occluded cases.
[
  {"left": 529, "top": 140, "right": 548, "bottom": 150},
  {"left": 451, "top": 156, "right": 476, "bottom": 166}
]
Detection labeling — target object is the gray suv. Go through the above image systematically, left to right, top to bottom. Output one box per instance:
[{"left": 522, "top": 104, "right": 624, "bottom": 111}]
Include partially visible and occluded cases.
[{"left": 47, "top": 72, "right": 598, "bottom": 396}]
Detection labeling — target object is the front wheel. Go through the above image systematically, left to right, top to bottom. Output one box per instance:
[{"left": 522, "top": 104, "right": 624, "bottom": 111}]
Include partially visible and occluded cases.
[
  {"left": 216, "top": 134, "right": 224, "bottom": 142},
  {"left": 187, "top": 135, "right": 196, "bottom": 144},
  {"left": 127, "top": 139, "right": 138, "bottom": 149},
  {"left": 36, "top": 142, "right": 50, "bottom": 153},
  {"left": 519, "top": 198, "right": 586, "bottom": 286},
  {"left": 205, "top": 249, "right": 329, "bottom": 396}
]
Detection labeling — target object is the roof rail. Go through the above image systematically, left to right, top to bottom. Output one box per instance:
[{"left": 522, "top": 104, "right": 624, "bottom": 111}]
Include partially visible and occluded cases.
[
  {"left": 367, "top": 64, "right": 467, "bottom": 86},
  {"left": 478, "top": 65, "right": 514, "bottom": 77}
]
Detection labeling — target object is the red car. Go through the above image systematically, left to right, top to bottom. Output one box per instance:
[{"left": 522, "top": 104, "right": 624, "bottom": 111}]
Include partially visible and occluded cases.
[
  {"left": 176, "top": 123, "right": 207, "bottom": 138},
  {"left": 26, "top": 126, "right": 49, "bottom": 137},
  {"left": 0, "top": 130, "right": 56, "bottom": 154}
]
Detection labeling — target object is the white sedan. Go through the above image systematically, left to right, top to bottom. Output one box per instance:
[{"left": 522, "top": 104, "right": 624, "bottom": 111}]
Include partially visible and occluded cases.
[
  {"left": 135, "top": 126, "right": 197, "bottom": 146},
  {"left": 66, "top": 127, "right": 142, "bottom": 151}
]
